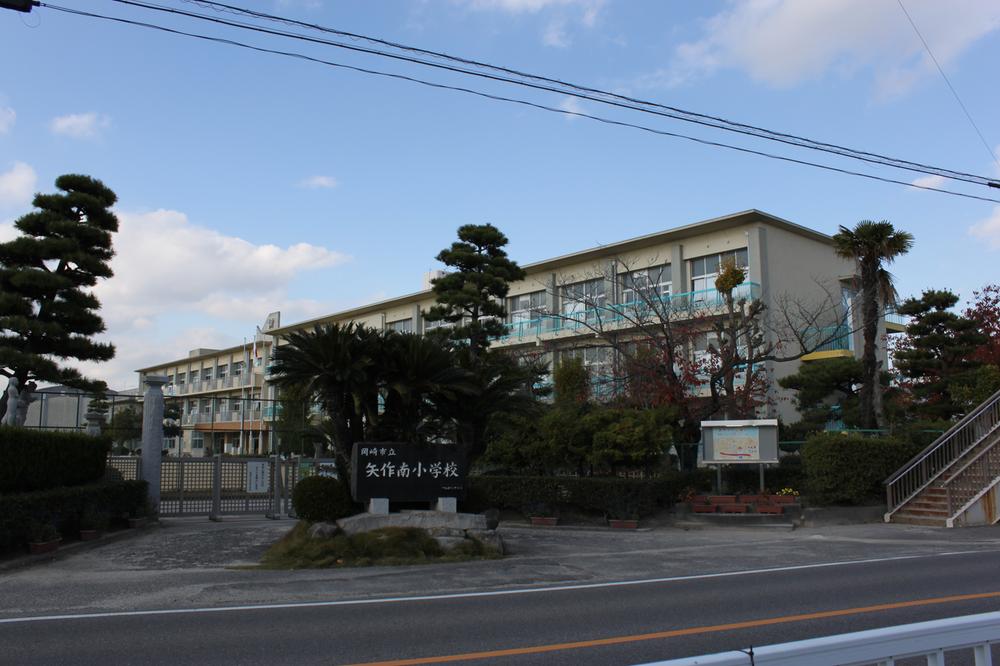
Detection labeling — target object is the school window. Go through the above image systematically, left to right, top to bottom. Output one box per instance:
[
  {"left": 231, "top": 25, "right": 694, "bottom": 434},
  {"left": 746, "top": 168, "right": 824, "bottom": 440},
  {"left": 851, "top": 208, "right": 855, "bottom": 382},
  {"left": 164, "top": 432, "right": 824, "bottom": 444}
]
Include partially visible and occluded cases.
[
  {"left": 689, "top": 248, "right": 748, "bottom": 294},
  {"left": 622, "top": 264, "right": 671, "bottom": 303},
  {"left": 561, "top": 279, "right": 606, "bottom": 321},
  {"left": 508, "top": 290, "right": 547, "bottom": 324},
  {"left": 387, "top": 318, "right": 414, "bottom": 333},
  {"left": 231, "top": 361, "right": 243, "bottom": 377},
  {"left": 217, "top": 364, "right": 228, "bottom": 380},
  {"left": 202, "top": 368, "right": 213, "bottom": 382},
  {"left": 176, "top": 372, "right": 186, "bottom": 386},
  {"left": 192, "top": 433, "right": 204, "bottom": 449}
]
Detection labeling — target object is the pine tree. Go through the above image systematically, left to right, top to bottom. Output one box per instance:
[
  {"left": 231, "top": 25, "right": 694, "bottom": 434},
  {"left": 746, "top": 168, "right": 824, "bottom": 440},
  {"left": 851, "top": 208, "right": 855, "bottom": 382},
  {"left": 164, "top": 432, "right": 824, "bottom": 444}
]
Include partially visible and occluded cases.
[
  {"left": 0, "top": 174, "right": 118, "bottom": 406},
  {"left": 425, "top": 223, "right": 526, "bottom": 359},
  {"left": 894, "top": 289, "right": 985, "bottom": 420}
]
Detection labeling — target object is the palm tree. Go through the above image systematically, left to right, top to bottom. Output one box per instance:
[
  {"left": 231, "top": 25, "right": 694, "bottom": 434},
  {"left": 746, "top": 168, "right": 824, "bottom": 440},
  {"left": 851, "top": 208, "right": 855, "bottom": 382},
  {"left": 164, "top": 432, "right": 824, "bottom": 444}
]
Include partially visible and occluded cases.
[
  {"left": 833, "top": 220, "right": 914, "bottom": 429},
  {"left": 269, "top": 322, "right": 375, "bottom": 476}
]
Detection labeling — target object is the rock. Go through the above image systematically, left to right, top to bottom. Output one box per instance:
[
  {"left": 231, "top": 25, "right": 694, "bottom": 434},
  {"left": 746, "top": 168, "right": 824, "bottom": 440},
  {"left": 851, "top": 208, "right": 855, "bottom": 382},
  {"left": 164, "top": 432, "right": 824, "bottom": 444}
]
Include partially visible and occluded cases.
[
  {"left": 483, "top": 508, "right": 500, "bottom": 530},
  {"left": 337, "top": 510, "right": 486, "bottom": 536},
  {"left": 308, "top": 522, "right": 341, "bottom": 539},
  {"left": 467, "top": 529, "right": 504, "bottom": 555},
  {"left": 433, "top": 536, "right": 468, "bottom": 550}
]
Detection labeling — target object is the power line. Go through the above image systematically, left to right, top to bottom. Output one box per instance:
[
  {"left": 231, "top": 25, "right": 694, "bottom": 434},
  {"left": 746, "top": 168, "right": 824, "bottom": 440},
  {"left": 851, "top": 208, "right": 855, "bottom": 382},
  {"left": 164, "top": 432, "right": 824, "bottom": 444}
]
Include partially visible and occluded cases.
[
  {"left": 107, "top": 0, "right": 1000, "bottom": 190},
  {"left": 181, "top": 0, "right": 1000, "bottom": 188},
  {"left": 897, "top": 0, "right": 1000, "bottom": 171},
  {"left": 38, "top": 3, "right": 1000, "bottom": 205}
]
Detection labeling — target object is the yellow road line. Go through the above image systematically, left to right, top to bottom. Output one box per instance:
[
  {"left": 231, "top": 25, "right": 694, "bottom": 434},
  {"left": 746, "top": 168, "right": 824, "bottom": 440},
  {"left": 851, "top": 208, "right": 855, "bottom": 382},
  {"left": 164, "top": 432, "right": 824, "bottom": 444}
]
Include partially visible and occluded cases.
[{"left": 348, "top": 590, "right": 1000, "bottom": 665}]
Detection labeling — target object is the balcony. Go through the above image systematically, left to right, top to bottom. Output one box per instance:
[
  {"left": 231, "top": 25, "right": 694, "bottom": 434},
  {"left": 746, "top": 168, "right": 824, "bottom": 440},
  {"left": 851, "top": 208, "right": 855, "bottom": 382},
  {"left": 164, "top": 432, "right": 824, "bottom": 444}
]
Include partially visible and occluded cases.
[{"left": 494, "top": 282, "right": 762, "bottom": 346}]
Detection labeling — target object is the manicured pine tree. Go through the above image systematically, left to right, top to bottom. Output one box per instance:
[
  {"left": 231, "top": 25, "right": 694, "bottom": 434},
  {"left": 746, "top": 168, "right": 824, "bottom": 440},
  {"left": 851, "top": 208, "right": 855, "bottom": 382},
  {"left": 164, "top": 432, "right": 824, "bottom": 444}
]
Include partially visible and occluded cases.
[
  {"left": 0, "top": 174, "right": 119, "bottom": 417},
  {"left": 425, "top": 223, "right": 526, "bottom": 360},
  {"left": 894, "top": 289, "right": 986, "bottom": 420}
]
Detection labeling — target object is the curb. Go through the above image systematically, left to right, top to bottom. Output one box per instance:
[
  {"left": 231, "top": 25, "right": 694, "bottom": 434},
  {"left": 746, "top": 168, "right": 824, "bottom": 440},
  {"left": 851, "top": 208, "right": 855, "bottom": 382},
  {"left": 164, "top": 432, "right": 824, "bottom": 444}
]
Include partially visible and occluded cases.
[
  {"left": 498, "top": 521, "right": 653, "bottom": 533},
  {"left": 0, "top": 522, "right": 161, "bottom": 574}
]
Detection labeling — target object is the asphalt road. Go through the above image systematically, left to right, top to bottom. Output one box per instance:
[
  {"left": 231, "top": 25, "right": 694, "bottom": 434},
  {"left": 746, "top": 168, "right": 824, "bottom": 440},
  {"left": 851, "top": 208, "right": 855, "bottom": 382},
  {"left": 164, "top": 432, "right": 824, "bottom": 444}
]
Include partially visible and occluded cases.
[{"left": 3, "top": 545, "right": 1000, "bottom": 665}]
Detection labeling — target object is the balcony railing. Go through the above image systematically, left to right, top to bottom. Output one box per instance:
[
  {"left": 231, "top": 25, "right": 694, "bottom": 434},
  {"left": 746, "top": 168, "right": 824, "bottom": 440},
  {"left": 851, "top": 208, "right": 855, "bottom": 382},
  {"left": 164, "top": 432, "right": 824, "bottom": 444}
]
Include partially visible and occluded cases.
[
  {"left": 496, "top": 282, "right": 762, "bottom": 343},
  {"left": 801, "top": 324, "right": 852, "bottom": 353}
]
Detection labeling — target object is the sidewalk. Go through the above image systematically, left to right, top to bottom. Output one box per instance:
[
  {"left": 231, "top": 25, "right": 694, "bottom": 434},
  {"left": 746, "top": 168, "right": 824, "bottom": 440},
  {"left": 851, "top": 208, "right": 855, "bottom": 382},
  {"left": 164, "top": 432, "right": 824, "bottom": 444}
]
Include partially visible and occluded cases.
[{"left": 2, "top": 516, "right": 999, "bottom": 620}]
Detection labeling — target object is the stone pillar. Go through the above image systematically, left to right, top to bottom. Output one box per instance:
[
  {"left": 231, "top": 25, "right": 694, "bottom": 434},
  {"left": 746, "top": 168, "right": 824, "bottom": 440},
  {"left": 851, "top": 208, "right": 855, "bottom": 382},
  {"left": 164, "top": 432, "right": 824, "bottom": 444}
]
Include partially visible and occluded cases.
[
  {"left": 140, "top": 375, "right": 168, "bottom": 514},
  {"left": 84, "top": 411, "right": 105, "bottom": 437},
  {"left": 436, "top": 497, "right": 457, "bottom": 513},
  {"left": 368, "top": 498, "right": 389, "bottom": 515}
]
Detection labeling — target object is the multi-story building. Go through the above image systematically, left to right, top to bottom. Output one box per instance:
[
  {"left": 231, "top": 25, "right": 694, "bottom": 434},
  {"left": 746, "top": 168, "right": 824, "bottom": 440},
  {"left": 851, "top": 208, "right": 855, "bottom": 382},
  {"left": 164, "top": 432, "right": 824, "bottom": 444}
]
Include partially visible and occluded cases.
[
  {"left": 139, "top": 210, "right": 904, "bottom": 455},
  {"left": 136, "top": 312, "right": 281, "bottom": 456}
]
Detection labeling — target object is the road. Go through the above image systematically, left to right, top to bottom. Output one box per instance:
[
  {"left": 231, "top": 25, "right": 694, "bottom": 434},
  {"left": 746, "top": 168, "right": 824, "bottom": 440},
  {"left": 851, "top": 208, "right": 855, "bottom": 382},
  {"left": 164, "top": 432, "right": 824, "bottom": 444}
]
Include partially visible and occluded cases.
[{"left": 2, "top": 520, "right": 1000, "bottom": 664}]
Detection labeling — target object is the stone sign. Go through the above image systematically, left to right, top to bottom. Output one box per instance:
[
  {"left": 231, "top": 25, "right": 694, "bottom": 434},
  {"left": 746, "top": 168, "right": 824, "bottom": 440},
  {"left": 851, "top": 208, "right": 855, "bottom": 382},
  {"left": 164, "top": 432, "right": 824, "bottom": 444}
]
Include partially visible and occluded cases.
[{"left": 350, "top": 443, "right": 467, "bottom": 502}]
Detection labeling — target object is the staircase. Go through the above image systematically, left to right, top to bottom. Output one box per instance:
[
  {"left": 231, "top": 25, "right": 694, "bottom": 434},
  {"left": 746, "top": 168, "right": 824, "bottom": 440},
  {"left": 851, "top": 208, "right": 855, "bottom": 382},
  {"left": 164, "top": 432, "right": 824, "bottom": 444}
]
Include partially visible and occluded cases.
[{"left": 885, "top": 388, "right": 1000, "bottom": 527}]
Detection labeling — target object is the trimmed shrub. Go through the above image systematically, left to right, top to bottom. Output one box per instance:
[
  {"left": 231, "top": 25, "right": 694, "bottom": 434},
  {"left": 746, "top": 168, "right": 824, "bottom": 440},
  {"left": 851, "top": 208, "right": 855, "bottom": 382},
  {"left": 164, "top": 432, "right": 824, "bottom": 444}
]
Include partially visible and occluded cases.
[
  {"left": 0, "top": 427, "right": 111, "bottom": 493},
  {"left": 801, "top": 433, "right": 922, "bottom": 506},
  {"left": 466, "top": 471, "right": 712, "bottom": 519},
  {"left": 292, "top": 475, "right": 355, "bottom": 523},
  {"left": 0, "top": 480, "right": 147, "bottom": 553}
]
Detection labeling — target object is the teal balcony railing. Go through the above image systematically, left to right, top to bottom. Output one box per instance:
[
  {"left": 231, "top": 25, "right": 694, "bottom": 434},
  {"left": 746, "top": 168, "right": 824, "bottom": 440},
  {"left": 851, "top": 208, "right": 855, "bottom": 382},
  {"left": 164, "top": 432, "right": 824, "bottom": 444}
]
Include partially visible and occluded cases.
[
  {"left": 496, "top": 282, "right": 762, "bottom": 343},
  {"left": 884, "top": 310, "right": 907, "bottom": 328},
  {"left": 802, "top": 324, "right": 852, "bottom": 352}
]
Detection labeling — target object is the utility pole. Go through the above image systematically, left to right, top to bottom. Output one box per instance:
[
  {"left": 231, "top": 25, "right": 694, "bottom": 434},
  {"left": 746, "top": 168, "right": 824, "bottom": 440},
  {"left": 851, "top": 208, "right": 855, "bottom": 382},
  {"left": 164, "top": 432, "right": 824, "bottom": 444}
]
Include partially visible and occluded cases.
[{"left": 0, "top": 1, "right": 39, "bottom": 13}]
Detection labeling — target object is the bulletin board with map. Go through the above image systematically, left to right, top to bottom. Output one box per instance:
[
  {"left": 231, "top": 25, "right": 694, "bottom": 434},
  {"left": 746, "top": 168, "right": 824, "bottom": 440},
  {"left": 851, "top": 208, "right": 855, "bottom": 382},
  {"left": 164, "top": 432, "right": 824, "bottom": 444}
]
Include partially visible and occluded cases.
[{"left": 701, "top": 420, "right": 779, "bottom": 464}]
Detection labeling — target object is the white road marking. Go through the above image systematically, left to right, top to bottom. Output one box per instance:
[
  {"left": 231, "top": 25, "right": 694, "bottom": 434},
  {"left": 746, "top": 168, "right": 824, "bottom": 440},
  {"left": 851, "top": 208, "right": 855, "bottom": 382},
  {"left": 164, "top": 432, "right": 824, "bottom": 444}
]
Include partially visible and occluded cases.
[{"left": 1, "top": 548, "right": 997, "bottom": 625}]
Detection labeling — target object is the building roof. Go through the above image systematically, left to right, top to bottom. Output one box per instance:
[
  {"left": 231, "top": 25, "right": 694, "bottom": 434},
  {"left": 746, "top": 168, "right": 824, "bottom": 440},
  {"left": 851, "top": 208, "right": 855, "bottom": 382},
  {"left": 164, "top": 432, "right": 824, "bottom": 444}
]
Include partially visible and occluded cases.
[
  {"left": 137, "top": 209, "right": 830, "bottom": 370},
  {"left": 267, "top": 209, "right": 829, "bottom": 335}
]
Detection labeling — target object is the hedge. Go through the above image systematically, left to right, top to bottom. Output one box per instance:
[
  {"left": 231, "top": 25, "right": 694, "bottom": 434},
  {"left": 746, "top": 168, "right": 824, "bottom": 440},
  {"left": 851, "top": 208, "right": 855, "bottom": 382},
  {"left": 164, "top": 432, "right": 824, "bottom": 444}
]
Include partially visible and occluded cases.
[
  {"left": 0, "top": 427, "right": 111, "bottom": 493},
  {"left": 801, "top": 433, "right": 923, "bottom": 506},
  {"left": 465, "top": 471, "right": 713, "bottom": 519},
  {"left": 292, "top": 475, "right": 356, "bottom": 522},
  {"left": 0, "top": 480, "right": 148, "bottom": 553}
]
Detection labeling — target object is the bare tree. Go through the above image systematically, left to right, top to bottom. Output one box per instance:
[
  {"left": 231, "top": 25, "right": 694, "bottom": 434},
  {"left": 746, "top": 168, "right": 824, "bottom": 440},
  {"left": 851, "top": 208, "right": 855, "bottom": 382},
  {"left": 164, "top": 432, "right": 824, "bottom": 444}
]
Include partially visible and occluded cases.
[{"left": 525, "top": 255, "right": 850, "bottom": 424}]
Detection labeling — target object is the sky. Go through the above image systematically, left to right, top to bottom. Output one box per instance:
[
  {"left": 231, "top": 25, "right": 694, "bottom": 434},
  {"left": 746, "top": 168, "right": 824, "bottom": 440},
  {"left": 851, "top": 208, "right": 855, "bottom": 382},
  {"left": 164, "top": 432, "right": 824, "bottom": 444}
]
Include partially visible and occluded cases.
[{"left": 2, "top": 0, "right": 1000, "bottom": 390}]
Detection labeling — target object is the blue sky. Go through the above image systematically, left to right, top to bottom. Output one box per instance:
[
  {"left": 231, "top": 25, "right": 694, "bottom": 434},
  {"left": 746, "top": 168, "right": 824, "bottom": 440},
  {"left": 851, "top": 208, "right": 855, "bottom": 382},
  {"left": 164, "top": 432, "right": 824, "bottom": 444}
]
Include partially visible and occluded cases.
[{"left": 2, "top": 0, "right": 999, "bottom": 389}]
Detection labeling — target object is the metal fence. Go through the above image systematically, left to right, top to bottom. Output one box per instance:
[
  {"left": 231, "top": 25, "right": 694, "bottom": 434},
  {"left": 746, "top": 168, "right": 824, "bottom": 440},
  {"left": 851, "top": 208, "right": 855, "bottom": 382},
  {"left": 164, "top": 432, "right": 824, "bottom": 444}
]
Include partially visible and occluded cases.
[
  {"left": 107, "top": 455, "right": 338, "bottom": 518},
  {"left": 641, "top": 610, "right": 1000, "bottom": 665}
]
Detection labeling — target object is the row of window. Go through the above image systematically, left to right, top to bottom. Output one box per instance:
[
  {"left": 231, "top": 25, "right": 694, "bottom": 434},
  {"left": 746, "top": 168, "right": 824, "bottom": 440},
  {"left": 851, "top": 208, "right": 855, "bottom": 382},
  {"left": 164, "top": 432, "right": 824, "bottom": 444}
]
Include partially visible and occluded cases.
[
  {"left": 509, "top": 249, "right": 749, "bottom": 323},
  {"left": 165, "top": 358, "right": 270, "bottom": 387}
]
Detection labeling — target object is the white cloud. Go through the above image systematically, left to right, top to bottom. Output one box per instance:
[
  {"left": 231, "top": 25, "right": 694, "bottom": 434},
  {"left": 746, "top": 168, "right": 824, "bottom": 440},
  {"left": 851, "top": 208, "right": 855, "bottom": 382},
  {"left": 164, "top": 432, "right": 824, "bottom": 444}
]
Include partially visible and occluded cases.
[
  {"left": 459, "top": 0, "right": 605, "bottom": 46},
  {"left": 462, "top": 0, "right": 597, "bottom": 12},
  {"left": 646, "top": 0, "right": 1000, "bottom": 97},
  {"left": 543, "top": 19, "right": 570, "bottom": 47},
  {"left": 558, "top": 96, "right": 584, "bottom": 119},
  {"left": 0, "top": 107, "right": 14, "bottom": 134},
  {"left": 50, "top": 112, "right": 111, "bottom": 139},
  {"left": 0, "top": 162, "right": 36, "bottom": 209},
  {"left": 910, "top": 174, "right": 946, "bottom": 189},
  {"left": 298, "top": 175, "right": 338, "bottom": 189},
  {"left": 969, "top": 206, "right": 1000, "bottom": 249},
  {"left": 66, "top": 209, "right": 351, "bottom": 388},
  {"left": 95, "top": 209, "right": 349, "bottom": 327}
]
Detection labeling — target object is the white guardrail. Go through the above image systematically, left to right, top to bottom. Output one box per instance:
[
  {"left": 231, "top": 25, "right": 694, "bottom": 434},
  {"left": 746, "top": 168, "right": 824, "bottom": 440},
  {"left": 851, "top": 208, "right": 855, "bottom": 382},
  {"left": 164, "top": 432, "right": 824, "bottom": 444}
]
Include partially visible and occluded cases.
[{"left": 637, "top": 611, "right": 999, "bottom": 666}]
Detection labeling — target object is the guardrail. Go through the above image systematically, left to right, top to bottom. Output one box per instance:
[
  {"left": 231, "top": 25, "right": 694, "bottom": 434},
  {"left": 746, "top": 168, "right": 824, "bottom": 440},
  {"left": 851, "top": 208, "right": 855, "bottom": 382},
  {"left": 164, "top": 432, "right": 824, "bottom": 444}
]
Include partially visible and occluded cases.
[
  {"left": 497, "top": 282, "right": 762, "bottom": 343},
  {"left": 885, "top": 387, "right": 1000, "bottom": 520},
  {"left": 638, "top": 610, "right": 1000, "bottom": 665}
]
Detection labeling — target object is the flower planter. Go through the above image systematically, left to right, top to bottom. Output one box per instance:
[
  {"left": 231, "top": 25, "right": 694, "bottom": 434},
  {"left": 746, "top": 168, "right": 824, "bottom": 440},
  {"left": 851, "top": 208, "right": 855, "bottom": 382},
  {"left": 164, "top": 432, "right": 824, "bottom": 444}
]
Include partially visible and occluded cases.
[
  {"left": 530, "top": 516, "right": 558, "bottom": 527},
  {"left": 608, "top": 519, "right": 639, "bottom": 529},
  {"left": 79, "top": 529, "right": 100, "bottom": 541},
  {"left": 28, "top": 539, "right": 61, "bottom": 555}
]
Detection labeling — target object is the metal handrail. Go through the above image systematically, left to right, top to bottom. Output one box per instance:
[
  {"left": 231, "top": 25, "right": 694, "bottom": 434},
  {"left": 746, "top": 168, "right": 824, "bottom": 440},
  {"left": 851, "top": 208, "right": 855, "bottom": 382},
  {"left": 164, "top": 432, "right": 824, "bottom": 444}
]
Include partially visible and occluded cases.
[
  {"left": 884, "top": 387, "right": 1000, "bottom": 517},
  {"left": 942, "top": 430, "right": 1000, "bottom": 521},
  {"left": 640, "top": 610, "right": 1000, "bottom": 666}
]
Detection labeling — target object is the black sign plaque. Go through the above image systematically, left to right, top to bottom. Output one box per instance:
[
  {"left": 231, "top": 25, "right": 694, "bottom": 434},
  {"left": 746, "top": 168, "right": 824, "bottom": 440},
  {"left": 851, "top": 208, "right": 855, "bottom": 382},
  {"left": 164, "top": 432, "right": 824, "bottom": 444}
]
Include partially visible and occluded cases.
[{"left": 350, "top": 442, "right": 467, "bottom": 502}]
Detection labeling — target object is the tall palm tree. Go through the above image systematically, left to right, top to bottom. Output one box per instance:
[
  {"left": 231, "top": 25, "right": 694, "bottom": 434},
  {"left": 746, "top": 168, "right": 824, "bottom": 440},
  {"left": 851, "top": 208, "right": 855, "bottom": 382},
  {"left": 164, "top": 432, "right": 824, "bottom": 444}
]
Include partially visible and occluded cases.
[
  {"left": 833, "top": 220, "right": 914, "bottom": 429},
  {"left": 269, "top": 322, "right": 375, "bottom": 476}
]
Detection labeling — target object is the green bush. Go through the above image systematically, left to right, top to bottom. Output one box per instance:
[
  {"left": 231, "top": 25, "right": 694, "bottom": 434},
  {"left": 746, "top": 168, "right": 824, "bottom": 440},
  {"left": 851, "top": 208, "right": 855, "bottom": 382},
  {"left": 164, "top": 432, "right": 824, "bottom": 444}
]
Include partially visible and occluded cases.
[
  {"left": 0, "top": 427, "right": 111, "bottom": 493},
  {"left": 801, "top": 433, "right": 922, "bottom": 506},
  {"left": 721, "top": 456, "right": 805, "bottom": 494},
  {"left": 466, "top": 471, "right": 712, "bottom": 519},
  {"left": 292, "top": 475, "right": 355, "bottom": 523},
  {"left": 0, "top": 480, "right": 147, "bottom": 553}
]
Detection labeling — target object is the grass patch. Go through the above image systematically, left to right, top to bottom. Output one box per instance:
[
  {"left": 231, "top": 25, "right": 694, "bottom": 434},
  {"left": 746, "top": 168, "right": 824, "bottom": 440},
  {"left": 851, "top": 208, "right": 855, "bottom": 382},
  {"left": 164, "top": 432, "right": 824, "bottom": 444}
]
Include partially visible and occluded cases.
[{"left": 259, "top": 523, "right": 502, "bottom": 569}]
